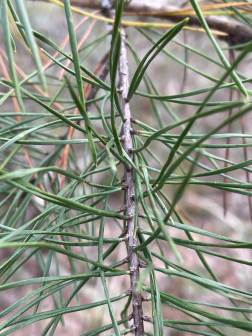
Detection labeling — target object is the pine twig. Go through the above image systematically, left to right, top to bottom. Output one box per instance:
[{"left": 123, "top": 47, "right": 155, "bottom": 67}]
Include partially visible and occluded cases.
[{"left": 119, "top": 28, "right": 145, "bottom": 335}]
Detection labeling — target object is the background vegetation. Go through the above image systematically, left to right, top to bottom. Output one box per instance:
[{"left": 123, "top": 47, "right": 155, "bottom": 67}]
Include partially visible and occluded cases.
[{"left": 0, "top": 0, "right": 252, "bottom": 335}]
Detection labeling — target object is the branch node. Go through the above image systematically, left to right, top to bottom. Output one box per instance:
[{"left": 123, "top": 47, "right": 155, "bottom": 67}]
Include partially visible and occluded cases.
[
  {"left": 130, "top": 128, "right": 139, "bottom": 134},
  {"left": 130, "top": 193, "right": 135, "bottom": 201},
  {"left": 118, "top": 204, "right": 127, "bottom": 213},
  {"left": 123, "top": 225, "right": 128, "bottom": 234},
  {"left": 137, "top": 227, "right": 142, "bottom": 232},
  {"left": 122, "top": 256, "right": 129, "bottom": 264},
  {"left": 139, "top": 261, "right": 147, "bottom": 268},
  {"left": 130, "top": 265, "right": 137, "bottom": 274},
  {"left": 125, "top": 288, "right": 132, "bottom": 296},
  {"left": 142, "top": 296, "right": 149, "bottom": 302},
  {"left": 133, "top": 300, "right": 140, "bottom": 307},
  {"left": 127, "top": 312, "right": 133, "bottom": 321},
  {"left": 142, "top": 314, "right": 152, "bottom": 323},
  {"left": 130, "top": 324, "right": 136, "bottom": 331}
]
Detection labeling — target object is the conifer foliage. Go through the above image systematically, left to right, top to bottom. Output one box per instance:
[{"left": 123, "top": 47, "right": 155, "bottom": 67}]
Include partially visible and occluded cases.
[{"left": 1, "top": 1, "right": 252, "bottom": 335}]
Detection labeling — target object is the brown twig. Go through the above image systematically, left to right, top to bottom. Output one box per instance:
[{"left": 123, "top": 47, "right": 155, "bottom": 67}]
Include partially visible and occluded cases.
[{"left": 119, "top": 28, "right": 145, "bottom": 336}]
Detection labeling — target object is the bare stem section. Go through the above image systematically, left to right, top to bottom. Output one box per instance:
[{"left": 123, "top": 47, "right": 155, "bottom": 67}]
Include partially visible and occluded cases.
[{"left": 118, "top": 28, "right": 144, "bottom": 335}]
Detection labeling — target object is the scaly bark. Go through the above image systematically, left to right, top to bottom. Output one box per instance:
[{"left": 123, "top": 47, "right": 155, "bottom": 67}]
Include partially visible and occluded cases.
[{"left": 118, "top": 28, "right": 145, "bottom": 335}]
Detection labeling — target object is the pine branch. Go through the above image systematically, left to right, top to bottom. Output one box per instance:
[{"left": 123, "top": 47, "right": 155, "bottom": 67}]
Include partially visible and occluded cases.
[
  {"left": 31, "top": 0, "right": 252, "bottom": 47},
  {"left": 119, "top": 28, "right": 145, "bottom": 335}
]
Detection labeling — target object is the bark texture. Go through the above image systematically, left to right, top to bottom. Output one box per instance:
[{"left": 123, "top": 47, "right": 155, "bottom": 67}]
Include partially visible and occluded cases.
[{"left": 119, "top": 28, "right": 145, "bottom": 335}]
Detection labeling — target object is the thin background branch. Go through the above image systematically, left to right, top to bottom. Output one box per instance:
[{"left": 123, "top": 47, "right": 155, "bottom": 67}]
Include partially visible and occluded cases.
[{"left": 31, "top": 0, "right": 252, "bottom": 46}]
